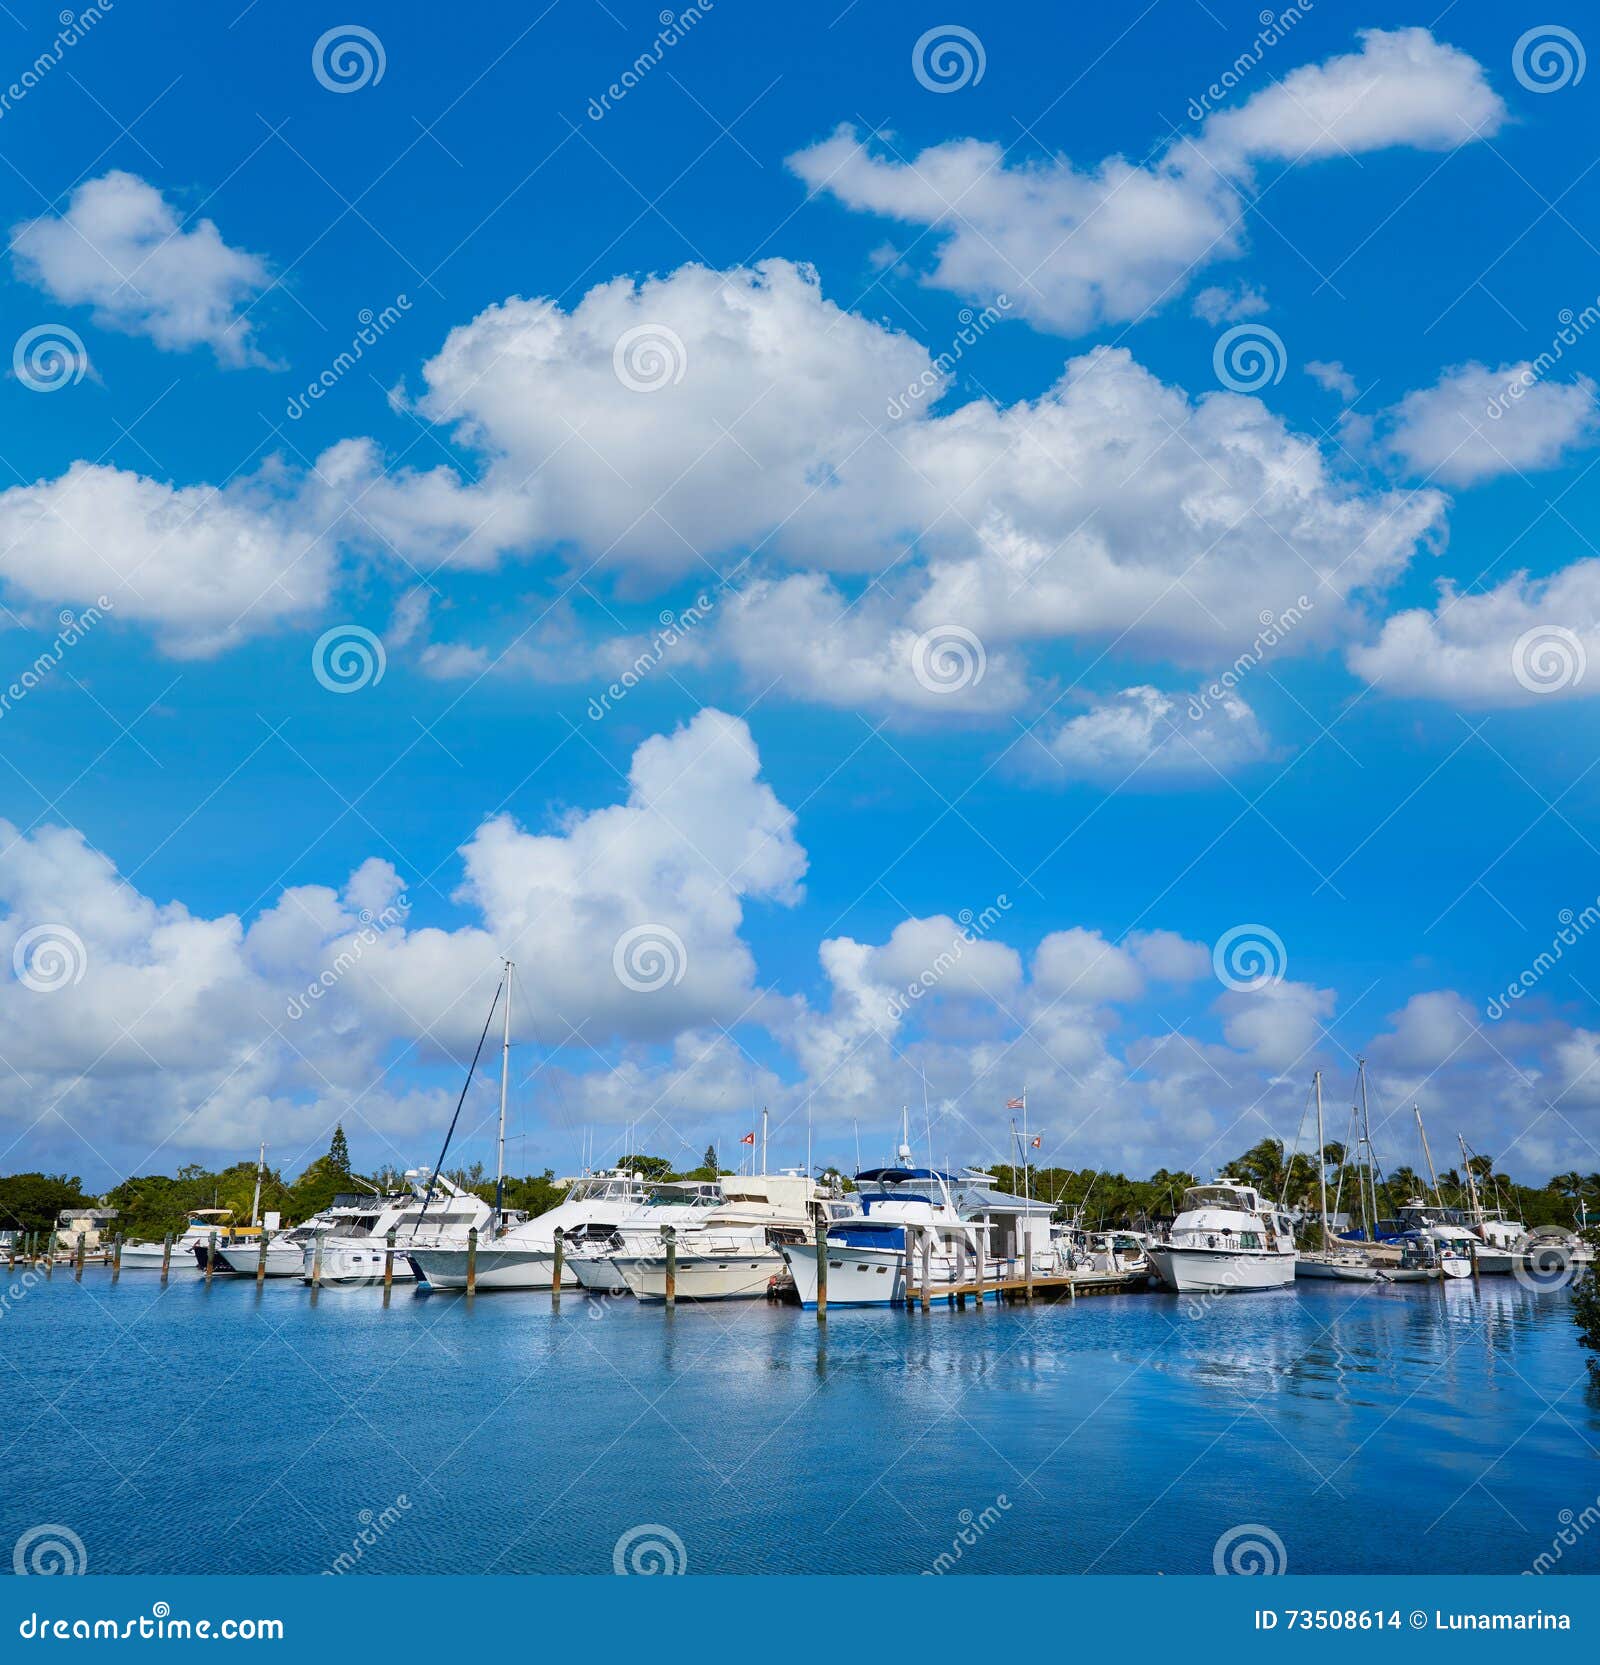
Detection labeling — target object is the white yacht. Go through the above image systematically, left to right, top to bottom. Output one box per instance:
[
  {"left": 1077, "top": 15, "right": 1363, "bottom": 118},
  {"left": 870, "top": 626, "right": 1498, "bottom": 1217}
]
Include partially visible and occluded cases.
[
  {"left": 781, "top": 1166, "right": 981, "bottom": 1308},
  {"left": 407, "top": 1169, "right": 652, "bottom": 1291},
  {"left": 617, "top": 1172, "right": 836, "bottom": 1302},
  {"left": 304, "top": 1173, "right": 495, "bottom": 1286},
  {"left": 1146, "top": 1179, "right": 1297, "bottom": 1293},
  {"left": 566, "top": 1181, "right": 724, "bottom": 1294},
  {"left": 1394, "top": 1201, "right": 1477, "bottom": 1279},
  {"left": 119, "top": 1209, "right": 240, "bottom": 1271}
]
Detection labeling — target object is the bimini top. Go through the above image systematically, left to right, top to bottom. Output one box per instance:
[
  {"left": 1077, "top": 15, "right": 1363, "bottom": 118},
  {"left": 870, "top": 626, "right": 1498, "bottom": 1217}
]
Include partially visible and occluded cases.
[{"left": 855, "top": 1167, "right": 960, "bottom": 1184}]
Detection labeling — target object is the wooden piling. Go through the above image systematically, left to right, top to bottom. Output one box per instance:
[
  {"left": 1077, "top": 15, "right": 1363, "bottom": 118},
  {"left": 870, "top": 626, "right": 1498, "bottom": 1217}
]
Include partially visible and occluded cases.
[
  {"left": 814, "top": 1219, "right": 828, "bottom": 1322},
  {"left": 466, "top": 1226, "right": 479, "bottom": 1295},
  {"left": 664, "top": 1226, "right": 676, "bottom": 1309},
  {"left": 382, "top": 1227, "right": 395, "bottom": 1304},
  {"left": 551, "top": 1228, "right": 564, "bottom": 1311},
  {"left": 204, "top": 1230, "right": 216, "bottom": 1285},
  {"left": 45, "top": 1231, "right": 57, "bottom": 1279},
  {"left": 257, "top": 1231, "right": 269, "bottom": 1287},
  {"left": 160, "top": 1232, "right": 172, "bottom": 1283},
  {"left": 310, "top": 1233, "right": 323, "bottom": 1291},
  {"left": 902, "top": 1233, "right": 914, "bottom": 1308},
  {"left": 6, "top": 1234, "right": 15, "bottom": 1273},
  {"left": 111, "top": 1234, "right": 123, "bottom": 1284},
  {"left": 919, "top": 1234, "right": 931, "bottom": 1313},
  {"left": 74, "top": 1235, "right": 85, "bottom": 1281},
  {"left": 975, "top": 1236, "right": 986, "bottom": 1311},
  {"left": 954, "top": 1239, "right": 967, "bottom": 1309},
  {"left": 1024, "top": 1239, "right": 1034, "bottom": 1304}
]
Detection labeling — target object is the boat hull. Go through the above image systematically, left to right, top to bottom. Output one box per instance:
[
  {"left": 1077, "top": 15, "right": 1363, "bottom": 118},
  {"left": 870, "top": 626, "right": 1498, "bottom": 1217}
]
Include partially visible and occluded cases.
[
  {"left": 303, "top": 1238, "right": 418, "bottom": 1286},
  {"left": 117, "top": 1241, "right": 194, "bottom": 1269},
  {"left": 215, "top": 1241, "right": 304, "bottom": 1277},
  {"left": 781, "top": 1241, "right": 906, "bottom": 1307},
  {"left": 406, "top": 1244, "right": 574, "bottom": 1291},
  {"left": 1147, "top": 1244, "right": 1296, "bottom": 1293},
  {"left": 620, "top": 1249, "right": 785, "bottom": 1302},
  {"left": 567, "top": 1254, "right": 628, "bottom": 1294},
  {"left": 1295, "top": 1256, "right": 1382, "bottom": 1282}
]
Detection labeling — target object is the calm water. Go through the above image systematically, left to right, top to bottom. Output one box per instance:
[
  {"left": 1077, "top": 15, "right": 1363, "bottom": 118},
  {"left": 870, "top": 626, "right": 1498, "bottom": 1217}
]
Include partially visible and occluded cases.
[{"left": 2, "top": 1267, "right": 1596, "bottom": 1576}]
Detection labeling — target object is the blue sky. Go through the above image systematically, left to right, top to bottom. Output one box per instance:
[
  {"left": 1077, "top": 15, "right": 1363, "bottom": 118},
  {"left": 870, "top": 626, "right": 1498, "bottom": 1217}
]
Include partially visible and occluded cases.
[{"left": 2, "top": 0, "right": 1599, "bottom": 1194}]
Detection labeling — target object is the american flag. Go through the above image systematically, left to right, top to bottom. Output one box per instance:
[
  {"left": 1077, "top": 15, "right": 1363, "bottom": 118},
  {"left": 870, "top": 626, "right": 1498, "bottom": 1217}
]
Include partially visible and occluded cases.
[{"left": 1006, "top": 1097, "right": 1025, "bottom": 1110}]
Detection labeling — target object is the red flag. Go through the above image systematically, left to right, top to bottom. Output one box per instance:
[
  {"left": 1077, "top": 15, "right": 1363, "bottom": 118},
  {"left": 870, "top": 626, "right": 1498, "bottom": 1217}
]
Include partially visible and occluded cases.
[
  {"left": 1006, "top": 1097, "right": 1025, "bottom": 1110},
  {"left": 740, "top": 1131, "right": 755, "bottom": 1145},
  {"left": 1031, "top": 1135, "right": 1042, "bottom": 1149}
]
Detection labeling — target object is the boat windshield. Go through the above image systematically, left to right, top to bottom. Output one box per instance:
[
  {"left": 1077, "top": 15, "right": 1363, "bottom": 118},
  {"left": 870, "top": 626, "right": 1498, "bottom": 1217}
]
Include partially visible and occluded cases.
[{"left": 1182, "top": 1185, "right": 1256, "bottom": 1212}]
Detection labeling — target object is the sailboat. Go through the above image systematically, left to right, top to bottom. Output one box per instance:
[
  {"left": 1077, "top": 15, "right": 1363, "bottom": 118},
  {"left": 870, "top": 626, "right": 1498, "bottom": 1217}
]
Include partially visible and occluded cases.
[{"left": 1295, "top": 1071, "right": 1383, "bottom": 1281}]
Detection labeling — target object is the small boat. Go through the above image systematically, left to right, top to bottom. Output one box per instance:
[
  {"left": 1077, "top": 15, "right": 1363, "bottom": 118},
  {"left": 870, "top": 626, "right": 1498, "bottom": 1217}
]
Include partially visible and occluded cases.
[
  {"left": 1296, "top": 1072, "right": 1386, "bottom": 1282},
  {"left": 782, "top": 1161, "right": 982, "bottom": 1309},
  {"left": 618, "top": 1169, "right": 837, "bottom": 1302},
  {"left": 1147, "top": 1179, "right": 1298, "bottom": 1293},
  {"left": 565, "top": 1181, "right": 724, "bottom": 1294},
  {"left": 119, "top": 1209, "right": 239, "bottom": 1271}
]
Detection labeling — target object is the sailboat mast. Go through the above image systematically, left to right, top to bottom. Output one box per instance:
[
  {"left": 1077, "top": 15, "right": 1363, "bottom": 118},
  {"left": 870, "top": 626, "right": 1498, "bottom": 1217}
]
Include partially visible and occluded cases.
[
  {"left": 495, "top": 959, "right": 513, "bottom": 1232},
  {"left": 1357, "top": 1058, "right": 1377, "bottom": 1240},
  {"left": 1314, "top": 1070, "right": 1329, "bottom": 1251},
  {"left": 1023, "top": 1088, "right": 1030, "bottom": 1204},
  {"left": 1415, "top": 1104, "right": 1442, "bottom": 1205},
  {"left": 760, "top": 1106, "right": 768, "bottom": 1177},
  {"left": 1458, "top": 1133, "right": 1483, "bottom": 1223},
  {"left": 249, "top": 1142, "right": 265, "bottom": 1228}
]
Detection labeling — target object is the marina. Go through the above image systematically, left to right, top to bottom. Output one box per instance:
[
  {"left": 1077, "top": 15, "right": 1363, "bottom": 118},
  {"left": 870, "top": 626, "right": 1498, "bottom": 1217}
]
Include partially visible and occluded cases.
[{"left": 1, "top": 1257, "right": 1593, "bottom": 1577}]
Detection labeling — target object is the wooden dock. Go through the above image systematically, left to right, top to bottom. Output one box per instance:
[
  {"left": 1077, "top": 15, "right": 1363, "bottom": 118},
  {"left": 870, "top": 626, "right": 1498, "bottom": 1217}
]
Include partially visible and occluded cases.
[{"left": 903, "top": 1267, "right": 1155, "bottom": 1308}]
